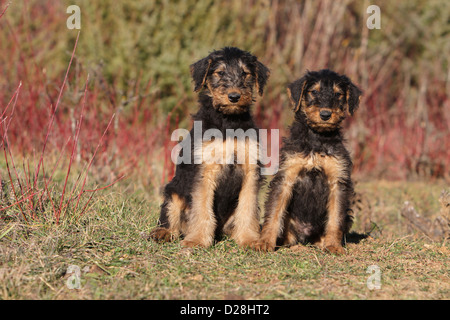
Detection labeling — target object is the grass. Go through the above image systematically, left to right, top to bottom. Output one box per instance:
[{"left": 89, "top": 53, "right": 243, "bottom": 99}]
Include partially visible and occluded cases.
[{"left": 1, "top": 179, "right": 448, "bottom": 300}]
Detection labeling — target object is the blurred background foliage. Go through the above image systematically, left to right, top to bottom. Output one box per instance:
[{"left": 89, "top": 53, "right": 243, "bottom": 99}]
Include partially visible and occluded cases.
[{"left": 0, "top": 0, "right": 449, "bottom": 181}]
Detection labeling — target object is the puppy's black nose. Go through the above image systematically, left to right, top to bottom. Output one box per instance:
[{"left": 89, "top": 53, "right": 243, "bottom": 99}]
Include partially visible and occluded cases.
[
  {"left": 228, "top": 92, "right": 241, "bottom": 103},
  {"left": 320, "top": 110, "right": 332, "bottom": 121}
]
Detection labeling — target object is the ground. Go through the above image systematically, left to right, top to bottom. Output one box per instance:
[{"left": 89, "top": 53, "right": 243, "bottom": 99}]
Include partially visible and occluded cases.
[{"left": 0, "top": 180, "right": 448, "bottom": 300}]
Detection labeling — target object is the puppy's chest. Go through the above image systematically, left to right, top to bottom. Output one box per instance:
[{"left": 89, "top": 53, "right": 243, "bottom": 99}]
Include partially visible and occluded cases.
[
  {"left": 194, "top": 137, "right": 259, "bottom": 166},
  {"left": 281, "top": 151, "right": 348, "bottom": 184},
  {"left": 285, "top": 152, "right": 330, "bottom": 170}
]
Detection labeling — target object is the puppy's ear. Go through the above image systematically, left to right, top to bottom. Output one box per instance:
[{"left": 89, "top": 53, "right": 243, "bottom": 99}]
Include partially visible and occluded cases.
[
  {"left": 190, "top": 57, "right": 212, "bottom": 92},
  {"left": 255, "top": 61, "right": 270, "bottom": 96},
  {"left": 287, "top": 76, "right": 308, "bottom": 113},
  {"left": 346, "top": 81, "right": 362, "bottom": 115}
]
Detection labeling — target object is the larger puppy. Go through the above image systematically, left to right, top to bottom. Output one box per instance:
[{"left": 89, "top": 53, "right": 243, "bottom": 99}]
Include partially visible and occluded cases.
[{"left": 150, "top": 47, "right": 270, "bottom": 248}]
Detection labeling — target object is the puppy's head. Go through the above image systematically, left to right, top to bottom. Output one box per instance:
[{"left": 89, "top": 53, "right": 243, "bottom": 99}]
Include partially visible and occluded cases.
[
  {"left": 190, "top": 47, "right": 270, "bottom": 115},
  {"left": 287, "top": 69, "right": 362, "bottom": 132}
]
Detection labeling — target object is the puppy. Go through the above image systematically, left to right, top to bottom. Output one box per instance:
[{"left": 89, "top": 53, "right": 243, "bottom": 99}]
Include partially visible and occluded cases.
[
  {"left": 150, "top": 47, "right": 270, "bottom": 248},
  {"left": 255, "top": 69, "right": 362, "bottom": 254}
]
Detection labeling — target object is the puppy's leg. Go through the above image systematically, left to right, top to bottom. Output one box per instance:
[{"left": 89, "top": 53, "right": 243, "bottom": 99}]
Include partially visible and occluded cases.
[
  {"left": 321, "top": 156, "right": 349, "bottom": 255},
  {"left": 255, "top": 159, "right": 304, "bottom": 251},
  {"left": 181, "top": 163, "right": 221, "bottom": 248},
  {"left": 229, "top": 163, "right": 261, "bottom": 248},
  {"left": 256, "top": 179, "right": 292, "bottom": 251},
  {"left": 321, "top": 183, "right": 345, "bottom": 254},
  {"left": 150, "top": 193, "right": 186, "bottom": 242},
  {"left": 282, "top": 217, "right": 301, "bottom": 247}
]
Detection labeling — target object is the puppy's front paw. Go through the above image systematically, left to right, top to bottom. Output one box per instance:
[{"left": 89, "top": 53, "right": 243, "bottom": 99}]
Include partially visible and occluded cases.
[
  {"left": 149, "top": 227, "right": 174, "bottom": 243},
  {"left": 180, "top": 239, "right": 208, "bottom": 248},
  {"left": 252, "top": 239, "right": 276, "bottom": 252},
  {"left": 324, "top": 244, "right": 345, "bottom": 255}
]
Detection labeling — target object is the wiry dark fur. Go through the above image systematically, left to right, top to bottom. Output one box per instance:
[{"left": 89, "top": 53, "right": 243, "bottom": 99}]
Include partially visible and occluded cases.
[
  {"left": 150, "top": 47, "right": 270, "bottom": 248},
  {"left": 256, "top": 69, "right": 362, "bottom": 254}
]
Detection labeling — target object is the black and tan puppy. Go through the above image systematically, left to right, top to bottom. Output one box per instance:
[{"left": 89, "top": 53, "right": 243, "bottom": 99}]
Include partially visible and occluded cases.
[
  {"left": 150, "top": 47, "right": 270, "bottom": 248},
  {"left": 255, "top": 69, "right": 362, "bottom": 254}
]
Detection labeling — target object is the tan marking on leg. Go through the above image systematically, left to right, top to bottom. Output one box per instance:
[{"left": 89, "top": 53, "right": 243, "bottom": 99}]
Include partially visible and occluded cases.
[
  {"left": 227, "top": 137, "right": 260, "bottom": 248},
  {"left": 321, "top": 156, "right": 347, "bottom": 254},
  {"left": 181, "top": 163, "right": 221, "bottom": 248},
  {"left": 230, "top": 163, "right": 261, "bottom": 247},
  {"left": 166, "top": 193, "right": 187, "bottom": 239},
  {"left": 150, "top": 194, "right": 187, "bottom": 243},
  {"left": 180, "top": 208, "right": 189, "bottom": 236},
  {"left": 222, "top": 215, "right": 235, "bottom": 236},
  {"left": 283, "top": 217, "right": 298, "bottom": 246}
]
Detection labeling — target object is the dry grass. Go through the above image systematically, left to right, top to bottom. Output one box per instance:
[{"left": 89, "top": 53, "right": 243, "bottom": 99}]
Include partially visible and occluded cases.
[{"left": 1, "top": 179, "right": 448, "bottom": 300}]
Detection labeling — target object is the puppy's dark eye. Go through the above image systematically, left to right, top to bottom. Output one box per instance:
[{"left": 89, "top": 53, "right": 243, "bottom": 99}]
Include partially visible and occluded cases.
[
  {"left": 216, "top": 71, "right": 225, "bottom": 77},
  {"left": 241, "top": 71, "right": 249, "bottom": 77},
  {"left": 310, "top": 90, "right": 318, "bottom": 95}
]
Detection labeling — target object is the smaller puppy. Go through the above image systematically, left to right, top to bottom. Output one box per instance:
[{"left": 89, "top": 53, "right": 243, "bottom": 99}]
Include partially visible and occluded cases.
[{"left": 255, "top": 69, "right": 362, "bottom": 254}]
